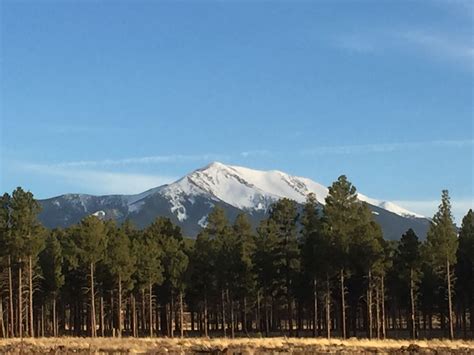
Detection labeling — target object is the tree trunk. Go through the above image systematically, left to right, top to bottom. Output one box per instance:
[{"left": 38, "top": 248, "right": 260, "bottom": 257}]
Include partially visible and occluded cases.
[
  {"left": 8, "top": 256, "right": 14, "bottom": 338},
  {"left": 28, "top": 256, "right": 34, "bottom": 337},
  {"left": 446, "top": 257, "right": 454, "bottom": 340},
  {"left": 18, "top": 259, "right": 22, "bottom": 338},
  {"left": 90, "top": 263, "right": 97, "bottom": 337},
  {"left": 340, "top": 268, "right": 346, "bottom": 339},
  {"left": 410, "top": 268, "right": 416, "bottom": 339},
  {"left": 368, "top": 270, "right": 373, "bottom": 340},
  {"left": 118, "top": 275, "right": 122, "bottom": 337},
  {"left": 326, "top": 275, "right": 331, "bottom": 339},
  {"left": 381, "top": 276, "right": 386, "bottom": 339},
  {"left": 313, "top": 278, "right": 318, "bottom": 337},
  {"left": 148, "top": 282, "right": 153, "bottom": 337},
  {"left": 375, "top": 285, "right": 380, "bottom": 339},
  {"left": 221, "top": 289, "right": 226, "bottom": 337},
  {"left": 179, "top": 290, "right": 184, "bottom": 338},
  {"left": 229, "top": 290, "right": 235, "bottom": 339},
  {"left": 170, "top": 291, "right": 174, "bottom": 338},
  {"left": 256, "top": 291, "right": 261, "bottom": 333},
  {"left": 132, "top": 294, "right": 137, "bottom": 337},
  {"left": 264, "top": 294, "right": 269, "bottom": 336},
  {"left": 0, "top": 295, "right": 5, "bottom": 338},
  {"left": 204, "top": 295, "right": 208, "bottom": 337},
  {"left": 52, "top": 296, "right": 57, "bottom": 337},
  {"left": 100, "top": 296, "right": 104, "bottom": 337},
  {"left": 243, "top": 296, "right": 248, "bottom": 334},
  {"left": 288, "top": 297, "right": 293, "bottom": 336},
  {"left": 40, "top": 304, "right": 44, "bottom": 337}
]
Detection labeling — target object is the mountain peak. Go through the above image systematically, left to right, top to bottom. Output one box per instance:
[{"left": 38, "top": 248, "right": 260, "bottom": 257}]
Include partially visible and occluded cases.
[{"left": 37, "top": 162, "right": 429, "bottom": 239}]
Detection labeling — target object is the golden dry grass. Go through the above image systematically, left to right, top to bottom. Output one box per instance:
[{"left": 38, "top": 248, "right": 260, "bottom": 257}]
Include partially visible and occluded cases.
[{"left": 0, "top": 336, "right": 473, "bottom": 354}]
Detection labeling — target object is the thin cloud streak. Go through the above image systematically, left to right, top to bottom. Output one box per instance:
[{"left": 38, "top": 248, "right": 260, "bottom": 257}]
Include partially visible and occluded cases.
[
  {"left": 334, "top": 28, "right": 474, "bottom": 70},
  {"left": 301, "top": 139, "right": 474, "bottom": 156},
  {"left": 50, "top": 153, "right": 230, "bottom": 168},
  {"left": 20, "top": 163, "right": 176, "bottom": 195},
  {"left": 393, "top": 198, "right": 474, "bottom": 225}
]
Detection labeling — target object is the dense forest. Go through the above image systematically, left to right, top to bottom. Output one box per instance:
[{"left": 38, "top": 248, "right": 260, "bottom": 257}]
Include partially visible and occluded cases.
[{"left": 0, "top": 175, "right": 472, "bottom": 340}]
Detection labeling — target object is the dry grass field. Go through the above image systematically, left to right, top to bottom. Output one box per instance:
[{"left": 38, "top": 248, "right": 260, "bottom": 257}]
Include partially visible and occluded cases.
[{"left": 0, "top": 337, "right": 473, "bottom": 354}]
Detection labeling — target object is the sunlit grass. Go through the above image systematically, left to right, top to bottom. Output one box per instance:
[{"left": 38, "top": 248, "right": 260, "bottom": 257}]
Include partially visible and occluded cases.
[{"left": 0, "top": 336, "right": 473, "bottom": 353}]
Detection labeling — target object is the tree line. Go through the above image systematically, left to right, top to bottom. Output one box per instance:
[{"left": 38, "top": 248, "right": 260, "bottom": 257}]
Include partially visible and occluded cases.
[{"left": 0, "top": 175, "right": 472, "bottom": 340}]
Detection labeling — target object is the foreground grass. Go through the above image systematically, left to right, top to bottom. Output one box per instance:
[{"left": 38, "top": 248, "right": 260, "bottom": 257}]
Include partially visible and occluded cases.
[{"left": 0, "top": 336, "right": 473, "bottom": 354}]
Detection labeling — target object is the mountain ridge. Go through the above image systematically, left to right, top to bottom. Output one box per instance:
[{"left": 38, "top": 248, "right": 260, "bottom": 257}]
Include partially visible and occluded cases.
[{"left": 38, "top": 162, "right": 430, "bottom": 239}]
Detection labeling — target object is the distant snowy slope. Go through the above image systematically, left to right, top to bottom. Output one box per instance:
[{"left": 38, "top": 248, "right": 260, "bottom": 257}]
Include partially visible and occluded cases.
[{"left": 38, "top": 161, "right": 428, "bottom": 239}]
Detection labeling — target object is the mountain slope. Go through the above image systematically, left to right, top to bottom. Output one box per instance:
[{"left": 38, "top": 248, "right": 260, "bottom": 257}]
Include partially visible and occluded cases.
[{"left": 38, "top": 162, "right": 430, "bottom": 239}]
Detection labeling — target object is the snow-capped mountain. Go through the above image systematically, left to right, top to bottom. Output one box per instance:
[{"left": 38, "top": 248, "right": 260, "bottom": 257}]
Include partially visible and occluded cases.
[{"left": 38, "top": 162, "right": 430, "bottom": 240}]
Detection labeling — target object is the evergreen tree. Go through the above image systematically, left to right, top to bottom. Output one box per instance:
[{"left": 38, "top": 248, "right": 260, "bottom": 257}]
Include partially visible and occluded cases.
[
  {"left": 323, "top": 175, "right": 359, "bottom": 339},
  {"left": 9, "top": 187, "right": 44, "bottom": 337},
  {"left": 426, "top": 190, "right": 458, "bottom": 339},
  {"left": 0, "top": 193, "right": 13, "bottom": 337},
  {"left": 300, "top": 193, "right": 324, "bottom": 336},
  {"left": 267, "top": 198, "right": 300, "bottom": 335},
  {"left": 350, "top": 204, "right": 384, "bottom": 338},
  {"left": 456, "top": 209, "right": 474, "bottom": 337},
  {"left": 232, "top": 213, "right": 255, "bottom": 335},
  {"left": 73, "top": 215, "right": 107, "bottom": 337},
  {"left": 149, "top": 217, "right": 188, "bottom": 338},
  {"left": 254, "top": 218, "right": 279, "bottom": 336},
  {"left": 106, "top": 222, "right": 136, "bottom": 337},
  {"left": 137, "top": 224, "right": 164, "bottom": 337},
  {"left": 39, "top": 229, "right": 64, "bottom": 336},
  {"left": 187, "top": 229, "right": 216, "bottom": 337},
  {"left": 395, "top": 229, "right": 422, "bottom": 339}
]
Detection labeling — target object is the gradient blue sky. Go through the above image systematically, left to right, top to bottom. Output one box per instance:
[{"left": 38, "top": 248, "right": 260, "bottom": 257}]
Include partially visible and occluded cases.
[{"left": 1, "top": 0, "right": 473, "bottom": 222}]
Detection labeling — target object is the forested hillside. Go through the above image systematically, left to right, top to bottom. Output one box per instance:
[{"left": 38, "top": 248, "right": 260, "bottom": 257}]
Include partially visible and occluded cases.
[{"left": 0, "top": 176, "right": 472, "bottom": 340}]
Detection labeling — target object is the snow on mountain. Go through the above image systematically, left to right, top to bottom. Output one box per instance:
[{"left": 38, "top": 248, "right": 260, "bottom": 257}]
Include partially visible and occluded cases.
[
  {"left": 38, "top": 161, "right": 428, "bottom": 239},
  {"left": 162, "top": 162, "right": 423, "bottom": 219}
]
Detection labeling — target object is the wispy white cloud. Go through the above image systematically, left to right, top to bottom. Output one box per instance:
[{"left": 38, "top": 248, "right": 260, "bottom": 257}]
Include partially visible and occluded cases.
[
  {"left": 334, "top": 28, "right": 474, "bottom": 70},
  {"left": 397, "top": 30, "right": 474, "bottom": 64},
  {"left": 335, "top": 34, "right": 377, "bottom": 54},
  {"left": 301, "top": 139, "right": 473, "bottom": 156},
  {"left": 240, "top": 150, "right": 272, "bottom": 158},
  {"left": 48, "top": 153, "right": 229, "bottom": 168},
  {"left": 20, "top": 163, "right": 176, "bottom": 195},
  {"left": 393, "top": 198, "right": 474, "bottom": 225}
]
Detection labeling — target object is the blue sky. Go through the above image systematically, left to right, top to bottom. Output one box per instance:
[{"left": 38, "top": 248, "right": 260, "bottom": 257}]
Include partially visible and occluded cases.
[{"left": 1, "top": 0, "right": 473, "bottom": 222}]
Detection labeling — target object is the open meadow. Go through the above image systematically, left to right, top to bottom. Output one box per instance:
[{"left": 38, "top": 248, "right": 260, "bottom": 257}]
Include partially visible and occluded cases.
[{"left": 0, "top": 337, "right": 474, "bottom": 354}]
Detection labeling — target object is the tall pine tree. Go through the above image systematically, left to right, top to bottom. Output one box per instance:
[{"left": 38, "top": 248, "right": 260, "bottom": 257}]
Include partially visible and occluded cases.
[{"left": 426, "top": 190, "right": 458, "bottom": 339}]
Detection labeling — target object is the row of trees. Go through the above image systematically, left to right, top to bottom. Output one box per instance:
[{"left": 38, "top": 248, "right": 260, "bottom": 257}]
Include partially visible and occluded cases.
[{"left": 0, "top": 176, "right": 472, "bottom": 340}]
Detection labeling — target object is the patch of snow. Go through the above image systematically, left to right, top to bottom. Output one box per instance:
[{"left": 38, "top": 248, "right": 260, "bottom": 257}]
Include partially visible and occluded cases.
[
  {"left": 186, "top": 162, "right": 424, "bottom": 218},
  {"left": 358, "top": 194, "right": 424, "bottom": 218},
  {"left": 92, "top": 210, "right": 105, "bottom": 218},
  {"left": 198, "top": 215, "right": 208, "bottom": 228}
]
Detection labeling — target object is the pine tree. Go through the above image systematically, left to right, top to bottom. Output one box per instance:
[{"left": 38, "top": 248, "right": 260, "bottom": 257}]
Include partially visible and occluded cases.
[
  {"left": 323, "top": 176, "right": 359, "bottom": 339},
  {"left": 9, "top": 187, "right": 44, "bottom": 338},
  {"left": 426, "top": 190, "right": 458, "bottom": 339},
  {"left": 0, "top": 193, "right": 13, "bottom": 337},
  {"left": 300, "top": 193, "right": 324, "bottom": 336},
  {"left": 268, "top": 198, "right": 300, "bottom": 335},
  {"left": 350, "top": 204, "right": 384, "bottom": 338},
  {"left": 204, "top": 206, "right": 231, "bottom": 336},
  {"left": 456, "top": 209, "right": 474, "bottom": 337},
  {"left": 232, "top": 213, "right": 255, "bottom": 335},
  {"left": 73, "top": 215, "right": 107, "bottom": 337},
  {"left": 150, "top": 217, "right": 188, "bottom": 338},
  {"left": 254, "top": 218, "right": 279, "bottom": 336},
  {"left": 106, "top": 222, "right": 136, "bottom": 337},
  {"left": 136, "top": 224, "right": 164, "bottom": 337},
  {"left": 39, "top": 229, "right": 65, "bottom": 336},
  {"left": 395, "top": 229, "right": 421, "bottom": 339},
  {"left": 188, "top": 230, "right": 216, "bottom": 337}
]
